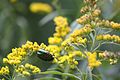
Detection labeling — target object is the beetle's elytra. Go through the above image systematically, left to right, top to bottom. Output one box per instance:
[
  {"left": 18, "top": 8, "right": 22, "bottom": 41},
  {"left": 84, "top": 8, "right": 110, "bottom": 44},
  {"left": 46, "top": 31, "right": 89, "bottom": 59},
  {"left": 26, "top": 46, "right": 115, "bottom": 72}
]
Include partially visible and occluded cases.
[{"left": 37, "top": 49, "right": 54, "bottom": 61}]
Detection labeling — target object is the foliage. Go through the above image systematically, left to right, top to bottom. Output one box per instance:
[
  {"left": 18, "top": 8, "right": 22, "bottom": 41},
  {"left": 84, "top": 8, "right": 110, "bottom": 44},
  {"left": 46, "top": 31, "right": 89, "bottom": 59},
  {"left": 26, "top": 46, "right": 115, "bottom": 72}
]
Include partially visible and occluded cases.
[{"left": 0, "top": 0, "right": 120, "bottom": 80}]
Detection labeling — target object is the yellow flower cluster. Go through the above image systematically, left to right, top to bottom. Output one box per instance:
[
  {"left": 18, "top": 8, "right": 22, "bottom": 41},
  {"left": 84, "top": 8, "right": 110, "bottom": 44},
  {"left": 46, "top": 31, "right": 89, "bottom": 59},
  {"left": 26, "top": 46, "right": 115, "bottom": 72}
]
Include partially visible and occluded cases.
[
  {"left": 77, "top": 0, "right": 100, "bottom": 25},
  {"left": 77, "top": 0, "right": 102, "bottom": 30},
  {"left": 79, "top": 0, "right": 120, "bottom": 30},
  {"left": 29, "top": 2, "right": 52, "bottom": 13},
  {"left": 79, "top": 5, "right": 119, "bottom": 30},
  {"left": 80, "top": 5, "right": 90, "bottom": 13},
  {"left": 77, "top": 9, "right": 101, "bottom": 24},
  {"left": 92, "top": 9, "right": 101, "bottom": 17},
  {"left": 76, "top": 14, "right": 92, "bottom": 24},
  {"left": 45, "top": 16, "right": 89, "bottom": 69},
  {"left": 48, "top": 16, "right": 70, "bottom": 45},
  {"left": 53, "top": 16, "right": 70, "bottom": 37},
  {"left": 54, "top": 16, "right": 68, "bottom": 27},
  {"left": 101, "top": 20, "right": 120, "bottom": 30},
  {"left": 69, "top": 25, "right": 92, "bottom": 45},
  {"left": 70, "top": 25, "right": 92, "bottom": 37},
  {"left": 40, "top": 34, "right": 85, "bottom": 69},
  {"left": 96, "top": 34, "right": 120, "bottom": 44},
  {"left": 48, "top": 37, "right": 62, "bottom": 44},
  {"left": 61, "top": 37, "right": 87, "bottom": 51},
  {"left": 70, "top": 37, "right": 87, "bottom": 45},
  {"left": 61, "top": 38, "right": 70, "bottom": 47},
  {"left": 61, "top": 39, "right": 74, "bottom": 51},
  {"left": 3, "top": 41, "right": 40, "bottom": 65},
  {"left": 22, "top": 41, "right": 40, "bottom": 52},
  {"left": 39, "top": 43, "right": 47, "bottom": 50},
  {"left": 46, "top": 45, "right": 61, "bottom": 58},
  {"left": 56, "top": 51, "right": 85, "bottom": 69},
  {"left": 99, "top": 51, "right": 119, "bottom": 65},
  {"left": 99, "top": 51, "right": 120, "bottom": 58},
  {"left": 87, "top": 52, "right": 101, "bottom": 68},
  {"left": 99, "top": 52, "right": 106, "bottom": 58},
  {"left": 109, "top": 58, "right": 118, "bottom": 65},
  {"left": 16, "top": 63, "right": 40, "bottom": 76},
  {"left": 25, "top": 63, "right": 40, "bottom": 74},
  {"left": 16, "top": 65, "right": 30, "bottom": 76},
  {"left": 0, "top": 66, "right": 9, "bottom": 75}
]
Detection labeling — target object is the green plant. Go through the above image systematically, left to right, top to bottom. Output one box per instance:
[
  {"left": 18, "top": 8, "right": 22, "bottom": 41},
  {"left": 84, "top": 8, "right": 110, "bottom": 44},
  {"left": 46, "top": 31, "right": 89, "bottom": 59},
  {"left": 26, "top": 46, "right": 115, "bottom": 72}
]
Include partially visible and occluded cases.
[{"left": 0, "top": 0, "right": 120, "bottom": 80}]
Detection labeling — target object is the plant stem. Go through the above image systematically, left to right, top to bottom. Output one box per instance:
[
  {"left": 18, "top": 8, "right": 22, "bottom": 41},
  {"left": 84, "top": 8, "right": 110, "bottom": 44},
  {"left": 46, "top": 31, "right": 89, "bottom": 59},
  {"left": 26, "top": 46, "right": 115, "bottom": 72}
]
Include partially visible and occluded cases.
[
  {"left": 52, "top": 0, "right": 62, "bottom": 15},
  {"left": 90, "top": 30, "right": 96, "bottom": 51},
  {"left": 63, "top": 64, "right": 70, "bottom": 80},
  {"left": 12, "top": 66, "right": 16, "bottom": 80},
  {"left": 76, "top": 66, "right": 82, "bottom": 78},
  {"left": 87, "top": 67, "right": 93, "bottom": 80},
  {"left": 39, "top": 71, "right": 81, "bottom": 80},
  {"left": 92, "top": 74, "right": 101, "bottom": 80}
]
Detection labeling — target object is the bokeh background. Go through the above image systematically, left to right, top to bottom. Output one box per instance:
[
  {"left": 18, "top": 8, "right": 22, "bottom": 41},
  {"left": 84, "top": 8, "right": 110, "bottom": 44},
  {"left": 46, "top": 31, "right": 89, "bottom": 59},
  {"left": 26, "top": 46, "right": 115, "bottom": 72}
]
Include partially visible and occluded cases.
[{"left": 0, "top": 0, "right": 120, "bottom": 80}]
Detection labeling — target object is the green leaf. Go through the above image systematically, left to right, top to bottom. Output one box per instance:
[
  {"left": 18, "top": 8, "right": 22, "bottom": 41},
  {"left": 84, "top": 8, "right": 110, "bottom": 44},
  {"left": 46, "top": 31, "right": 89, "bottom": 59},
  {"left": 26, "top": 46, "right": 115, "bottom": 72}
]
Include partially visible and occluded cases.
[
  {"left": 39, "top": 9, "right": 74, "bottom": 27},
  {"left": 70, "top": 21, "right": 82, "bottom": 32},
  {"left": 39, "top": 77, "right": 61, "bottom": 80}
]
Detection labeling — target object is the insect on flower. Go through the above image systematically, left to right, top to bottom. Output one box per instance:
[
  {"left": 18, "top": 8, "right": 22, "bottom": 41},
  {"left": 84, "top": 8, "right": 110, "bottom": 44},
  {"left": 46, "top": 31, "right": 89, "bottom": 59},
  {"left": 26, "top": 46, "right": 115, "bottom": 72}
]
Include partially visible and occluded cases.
[{"left": 37, "top": 49, "right": 54, "bottom": 61}]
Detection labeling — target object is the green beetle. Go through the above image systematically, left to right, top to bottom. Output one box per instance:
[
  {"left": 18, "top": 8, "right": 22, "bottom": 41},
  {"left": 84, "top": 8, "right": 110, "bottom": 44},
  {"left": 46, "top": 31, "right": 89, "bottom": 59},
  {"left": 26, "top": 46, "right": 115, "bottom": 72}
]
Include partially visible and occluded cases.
[{"left": 37, "top": 49, "right": 54, "bottom": 61}]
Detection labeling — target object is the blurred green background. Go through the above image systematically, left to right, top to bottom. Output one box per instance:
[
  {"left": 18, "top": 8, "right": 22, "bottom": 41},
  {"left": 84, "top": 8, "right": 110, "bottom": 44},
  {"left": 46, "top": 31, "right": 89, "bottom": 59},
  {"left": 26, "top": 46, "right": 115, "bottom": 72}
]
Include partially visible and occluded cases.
[{"left": 0, "top": 0, "right": 120, "bottom": 80}]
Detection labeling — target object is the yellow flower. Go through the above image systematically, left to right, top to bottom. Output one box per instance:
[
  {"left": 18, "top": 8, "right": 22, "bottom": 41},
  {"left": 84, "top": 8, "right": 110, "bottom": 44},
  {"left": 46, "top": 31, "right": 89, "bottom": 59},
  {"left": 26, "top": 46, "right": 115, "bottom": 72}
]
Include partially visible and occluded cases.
[
  {"left": 29, "top": 2, "right": 52, "bottom": 13},
  {"left": 80, "top": 6, "right": 89, "bottom": 13},
  {"left": 92, "top": 9, "right": 101, "bottom": 17},
  {"left": 76, "top": 14, "right": 91, "bottom": 24},
  {"left": 52, "top": 16, "right": 70, "bottom": 37},
  {"left": 54, "top": 16, "right": 68, "bottom": 27},
  {"left": 101, "top": 20, "right": 120, "bottom": 30},
  {"left": 110, "top": 22, "right": 120, "bottom": 29},
  {"left": 69, "top": 25, "right": 91, "bottom": 46},
  {"left": 55, "top": 26, "right": 70, "bottom": 37},
  {"left": 70, "top": 26, "right": 92, "bottom": 37},
  {"left": 96, "top": 34, "right": 120, "bottom": 44},
  {"left": 96, "top": 35, "right": 103, "bottom": 40},
  {"left": 48, "top": 37, "right": 62, "bottom": 44},
  {"left": 70, "top": 37, "right": 87, "bottom": 45},
  {"left": 61, "top": 39, "right": 74, "bottom": 51},
  {"left": 3, "top": 41, "right": 40, "bottom": 65},
  {"left": 22, "top": 41, "right": 40, "bottom": 51},
  {"left": 33, "top": 42, "right": 40, "bottom": 51},
  {"left": 39, "top": 43, "right": 47, "bottom": 49},
  {"left": 45, "top": 45, "right": 61, "bottom": 57},
  {"left": 54, "top": 51, "right": 84, "bottom": 69},
  {"left": 73, "top": 51, "right": 86, "bottom": 58},
  {"left": 67, "top": 52, "right": 80, "bottom": 69},
  {"left": 87, "top": 52, "right": 101, "bottom": 68},
  {"left": 98, "top": 53, "right": 105, "bottom": 58},
  {"left": 109, "top": 58, "right": 118, "bottom": 64},
  {"left": 16, "top": 63, "right": 40, "bottom": 76},
  {"left": 25, "top": 63, "right": 40, "bottom": 74},
  {"left": 15, "top": 65, "right": 25, "bottom": 73},
  {"left": 0, "top": 66, "right": 9, "bottom": 75},
  {"left": 22, "top": 71, "right": 30, "bottom": 76}
]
